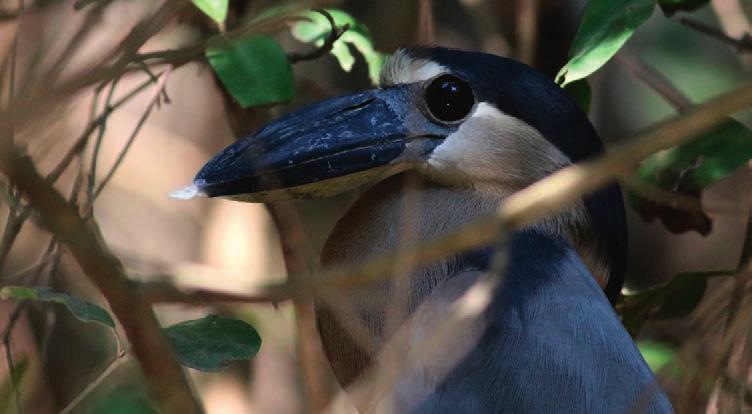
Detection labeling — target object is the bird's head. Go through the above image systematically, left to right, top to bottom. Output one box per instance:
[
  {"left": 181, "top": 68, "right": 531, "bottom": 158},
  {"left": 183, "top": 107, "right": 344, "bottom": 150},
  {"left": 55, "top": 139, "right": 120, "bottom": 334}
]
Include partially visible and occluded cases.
[{"left": 177, "top": 47, "right": 627, "bottom": 301}]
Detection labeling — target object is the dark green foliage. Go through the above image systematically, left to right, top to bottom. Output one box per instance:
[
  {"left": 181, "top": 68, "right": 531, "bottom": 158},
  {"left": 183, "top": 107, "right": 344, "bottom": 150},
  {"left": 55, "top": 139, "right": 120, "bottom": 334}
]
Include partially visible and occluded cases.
[
  {"left": 556, "top": 0, "right": 655, "bottom": 86},
  {"left": 290, "top": 9, "right": 385, "bottom": 85},
  {"left": 206, "top": 35, "right": 294, "bottom": 108},
  {"left": 631, "top": 119, "right": 752, "bottom": 234},
  {"left": 618, "top": 270, "right": 732, "bottom": 336},
  {"left": 0, "top": 286, "right": 115, "bottom": 328},
  {"left": 164, "top": 314, "right": 262, "bottom": 372}
]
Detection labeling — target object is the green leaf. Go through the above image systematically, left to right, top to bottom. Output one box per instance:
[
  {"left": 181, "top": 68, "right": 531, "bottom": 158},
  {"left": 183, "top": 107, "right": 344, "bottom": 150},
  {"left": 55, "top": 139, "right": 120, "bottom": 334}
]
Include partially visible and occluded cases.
[
  {"left": 191, "top": 0, "right": 228, "bottom": 24},
  {"left": 556, "top": 0, "right": 655, "bottom": 86},
  {"left": 657, "top": 0, "right": 709, "bottom": 16},
  {"left": 291, "top": 9, "right": 386, "bottom": 85},
  {"left": 206, "top": 35, "right": 294, "bottom": 108},
  {"left": 563, "top": 79, "right": 592, "bottom": 113},
  {"left": 632, "top": 119, "right": 752, "bottom": 234},
  {"left": 641, "top": 120, "right": 752, "bottom": 189},
  {"left": 618, "top": 270, "right": 731, "bottom": 335},
  {"left": 0, "top": 286, "right": 115, "bottom": 328},
  {"left": 164, "top": 315, "right": 261, "bottom": 372},
  {"left": 638, "top": 341, "right": 676, "bottom": 373}
]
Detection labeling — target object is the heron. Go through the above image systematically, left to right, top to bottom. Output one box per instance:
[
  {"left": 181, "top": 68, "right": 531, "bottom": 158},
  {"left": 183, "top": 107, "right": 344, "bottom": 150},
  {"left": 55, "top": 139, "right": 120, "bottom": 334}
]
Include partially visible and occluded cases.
[{"left": 178, "top": 47, "right": 673, "bottom": 413}]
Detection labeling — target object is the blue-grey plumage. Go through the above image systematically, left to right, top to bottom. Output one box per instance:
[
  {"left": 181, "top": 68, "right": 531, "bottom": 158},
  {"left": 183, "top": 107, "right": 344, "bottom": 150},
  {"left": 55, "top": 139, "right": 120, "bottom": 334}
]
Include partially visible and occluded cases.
[
  {"left": 182, "top": 46, "right": 672, "bottom": 412},
  {"left": 317, "top": 173, "right": 671, "bottom": 413},
  {"left": 414, "top": 230, "right": 671, "bottom": 413}
]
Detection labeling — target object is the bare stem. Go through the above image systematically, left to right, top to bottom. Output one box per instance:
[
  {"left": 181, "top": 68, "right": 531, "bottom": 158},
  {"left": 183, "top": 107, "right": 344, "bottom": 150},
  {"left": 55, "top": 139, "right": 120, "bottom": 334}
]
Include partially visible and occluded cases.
[
  {"left": 287, "top": 9, "right": 350, "bottom": 64},
  {"left": 680, "top": 17, "right": 752, "bottom": 53},
  {"left": 615, "top": 53, "right": 693, "bottom": 110},
  {"left": 146, "top": 81, "right": 752, "bottom": 306},
  {"left": 0, "top": 148, "right": 202, "bottom": 413},
  {"left": 59, "top": 350, "right": 131, "bottom": 414}
]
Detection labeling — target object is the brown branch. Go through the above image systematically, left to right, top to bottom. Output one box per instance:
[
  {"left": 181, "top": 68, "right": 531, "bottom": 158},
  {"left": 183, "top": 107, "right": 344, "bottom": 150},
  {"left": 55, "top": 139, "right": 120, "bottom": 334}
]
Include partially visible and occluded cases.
[
  {"left": 415, "top": 0, "right": 435, "bottom": 44},
  {"left": 516, "top": 0, "right": 539, "bottom": 65},
  {"left": 131, "top": 9, "right": 349, "bottom": 69},
  {"left": 287, "top": 9, "right": 350, "bottom": 64},
  {"left": 680, "top": 17, "right": 752, "bottom": 53},
  {"left": 615, "top": 53, "right": 693, "bottom": 111},
  {"left": 90, "top": 69, "right": 171, "bottom": 203},
  {"left": 233, "top": 83, "right": 752, "bottom": 304},
  {"left": 0, "top": 149, "right": 201, "bottom": 413},
  {"left": 265, "top": 203, "right": 334, "bottom": 412},
  {"left": 138, "top": 280, "right": 291, "bottom": 305},
  {"left": 59, "top": 349, "right": 130, "bottom": 414}
]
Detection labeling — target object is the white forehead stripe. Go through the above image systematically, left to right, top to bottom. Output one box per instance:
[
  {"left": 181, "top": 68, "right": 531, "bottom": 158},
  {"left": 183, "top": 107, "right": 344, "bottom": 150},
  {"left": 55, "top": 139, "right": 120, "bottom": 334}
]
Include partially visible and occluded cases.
[{"left": 380, "top": 49, "right": 447, "bottom": 87}]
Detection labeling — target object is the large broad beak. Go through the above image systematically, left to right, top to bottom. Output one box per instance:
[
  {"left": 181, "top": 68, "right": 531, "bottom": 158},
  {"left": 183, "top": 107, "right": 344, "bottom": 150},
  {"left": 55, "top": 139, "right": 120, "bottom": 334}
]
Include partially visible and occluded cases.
[{"left": 177, "top": 85, "right": 452, "bottom": 202}]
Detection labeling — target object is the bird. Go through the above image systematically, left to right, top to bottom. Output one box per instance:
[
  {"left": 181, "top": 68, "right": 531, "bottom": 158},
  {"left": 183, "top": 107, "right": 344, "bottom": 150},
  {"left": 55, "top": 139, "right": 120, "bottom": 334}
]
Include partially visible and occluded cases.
[{"left": 178, "top": 47, "right": 673, "bottom": 413}]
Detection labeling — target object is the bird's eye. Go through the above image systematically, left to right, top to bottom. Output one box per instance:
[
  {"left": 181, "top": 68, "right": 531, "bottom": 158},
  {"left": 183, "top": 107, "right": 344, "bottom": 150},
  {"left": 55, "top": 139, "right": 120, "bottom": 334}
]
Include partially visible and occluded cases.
[{"left": 424, "top": 75, "right": 476, "bottom": 123}]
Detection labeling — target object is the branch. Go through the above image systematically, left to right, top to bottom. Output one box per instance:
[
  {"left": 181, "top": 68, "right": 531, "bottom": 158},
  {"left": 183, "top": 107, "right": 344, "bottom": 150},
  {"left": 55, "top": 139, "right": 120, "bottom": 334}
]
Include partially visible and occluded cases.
[
  {"left": 515, "top": 0, "right": 539, "bottom": 65},
  {"left": 131, "top": 9, "right": 350, "bottom": 69},
  {"left": 286, "top": 9, "right": 350, "bottom": 64},
  {"left": 680, "top": 17, "right": 752, "bottom": 53},
  {"left": 615, "top": 53, "right": 693, "bottom": 110},
  {"left": 280, "top": 82, "right": 752, "bottom": 299},
  {"left": 118, "top": 83, "right": 752, "bottom": 312},
  {"left": 0, "top": 149, "right": 201, "bottom": 413},
  {"left": 137, "top": 280, "right": 291, "bottom": 305},
  {"left": 59, "top": 349, "right": 130, "bottom": 414}
]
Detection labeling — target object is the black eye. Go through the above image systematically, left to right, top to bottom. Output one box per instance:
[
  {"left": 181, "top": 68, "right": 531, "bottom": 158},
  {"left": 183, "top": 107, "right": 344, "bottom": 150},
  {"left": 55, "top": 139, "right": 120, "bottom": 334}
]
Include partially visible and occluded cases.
[{"left": 424, "top": 75, "right": 475, "bottom": 123}]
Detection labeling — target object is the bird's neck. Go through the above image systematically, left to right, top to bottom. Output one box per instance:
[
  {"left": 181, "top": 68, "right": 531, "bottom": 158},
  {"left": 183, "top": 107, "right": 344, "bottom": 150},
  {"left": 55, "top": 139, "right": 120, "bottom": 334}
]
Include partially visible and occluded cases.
[
  {"left": 318, "top": 172, "right": 606, "bottom": 387},
  {"left": 322, "top": 172, "right": 604, "bottom": 285}
]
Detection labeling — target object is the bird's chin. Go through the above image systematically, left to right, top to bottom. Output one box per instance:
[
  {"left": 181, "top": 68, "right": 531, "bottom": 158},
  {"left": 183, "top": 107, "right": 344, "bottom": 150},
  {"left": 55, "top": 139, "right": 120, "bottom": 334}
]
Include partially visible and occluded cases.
[{"left": 208, "top": 163, "right": 412, "bottom": 203}]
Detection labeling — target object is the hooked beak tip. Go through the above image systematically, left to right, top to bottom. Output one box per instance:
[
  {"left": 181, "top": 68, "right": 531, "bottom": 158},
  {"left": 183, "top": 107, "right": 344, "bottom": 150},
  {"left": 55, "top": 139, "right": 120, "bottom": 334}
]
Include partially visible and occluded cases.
[{"left": 169, "top": 184, "right": 206, "bottom": 200}]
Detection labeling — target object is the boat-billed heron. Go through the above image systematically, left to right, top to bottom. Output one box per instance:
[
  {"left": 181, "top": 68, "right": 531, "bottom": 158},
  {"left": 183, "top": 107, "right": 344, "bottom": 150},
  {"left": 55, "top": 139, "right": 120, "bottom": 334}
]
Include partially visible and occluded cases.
[{"left": 179, "top": 47, "right": 673, "bottom": 413}]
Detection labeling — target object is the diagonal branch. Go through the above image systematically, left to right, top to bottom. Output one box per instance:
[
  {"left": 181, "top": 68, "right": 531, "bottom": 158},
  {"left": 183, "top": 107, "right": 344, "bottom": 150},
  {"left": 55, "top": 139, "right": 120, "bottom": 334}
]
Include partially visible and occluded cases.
[
  {"left": 680, "top": 17, "right": 752, "bottom": 53},
  {"left": 142, "top": 82, "right": 752, "bottom": 306},
  {"left": 0, "top": 146, "right": 201, "bottom": 414}
]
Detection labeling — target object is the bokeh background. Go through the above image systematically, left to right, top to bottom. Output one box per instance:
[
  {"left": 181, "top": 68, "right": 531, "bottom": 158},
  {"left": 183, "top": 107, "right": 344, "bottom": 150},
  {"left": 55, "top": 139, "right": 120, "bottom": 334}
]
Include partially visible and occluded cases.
[{"left": 0, "top": 0, "right": 751, "bottom": 413}]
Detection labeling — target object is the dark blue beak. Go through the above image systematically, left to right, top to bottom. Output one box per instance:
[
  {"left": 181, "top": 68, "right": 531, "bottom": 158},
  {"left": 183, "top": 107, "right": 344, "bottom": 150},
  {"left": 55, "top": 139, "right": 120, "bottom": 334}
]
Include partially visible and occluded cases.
[{"left": 188, "top": 85, "right": 451, "bottom": 201}]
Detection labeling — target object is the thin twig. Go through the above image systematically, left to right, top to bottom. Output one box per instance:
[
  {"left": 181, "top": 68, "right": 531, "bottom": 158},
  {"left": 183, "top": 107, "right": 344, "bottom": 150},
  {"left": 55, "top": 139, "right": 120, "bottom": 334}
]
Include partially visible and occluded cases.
[
  {"left": 0, "top": 0, "right": 25, "bottom": 274},
  {"left": 415, "top": 0, "right": 435, "bottom": 44},
  {"left": 516, "top": 0, "right": 539, "bottom": 65},
  {"left": 287, "top": 9, "right": 350, "bottom": 64},
  {"left": 680, "top": 17, "right": 752, "bottom": 53},
  {"left": 615, "top": 53, "right": 693, "bottom": 110},
  {"left": 90, "top": 69, "right": 171, "bottom": 204},
  {"left": 47, "top": 73, "right": 164, "bottom": 184},
  {"left": 87, "top": 77, "right": 120, "bottom": 203},
  {"left": 137, "top": 83, "right": 752, "bottom": 308},
  {"left": 0, "top": 147, "right": 201, "bottom": 413},
  {"left": 266, "top": 203, "right": 333, "bottom": 412},
  {"left": 137, "top": 280, "right": 291, "bottom": 305},
  {"left": 2, "top": 302, "right": 28, "bottom": 414},
  {"left": 58, "top": 350, "right": 130, "bottom": 414}
]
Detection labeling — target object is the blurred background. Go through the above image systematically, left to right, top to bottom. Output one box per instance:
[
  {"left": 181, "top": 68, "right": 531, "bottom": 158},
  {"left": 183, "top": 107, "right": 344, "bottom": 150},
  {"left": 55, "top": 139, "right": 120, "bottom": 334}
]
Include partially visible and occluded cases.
[{"left": 0, "top": 0, "right": 750, "bottom": 413}]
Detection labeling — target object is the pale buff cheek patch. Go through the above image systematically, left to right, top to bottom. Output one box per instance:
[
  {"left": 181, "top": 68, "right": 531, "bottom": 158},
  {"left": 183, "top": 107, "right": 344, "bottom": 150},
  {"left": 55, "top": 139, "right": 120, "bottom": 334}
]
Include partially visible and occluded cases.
[{"left": 427, "top": 102, "right": 571, "bottom": 187}]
